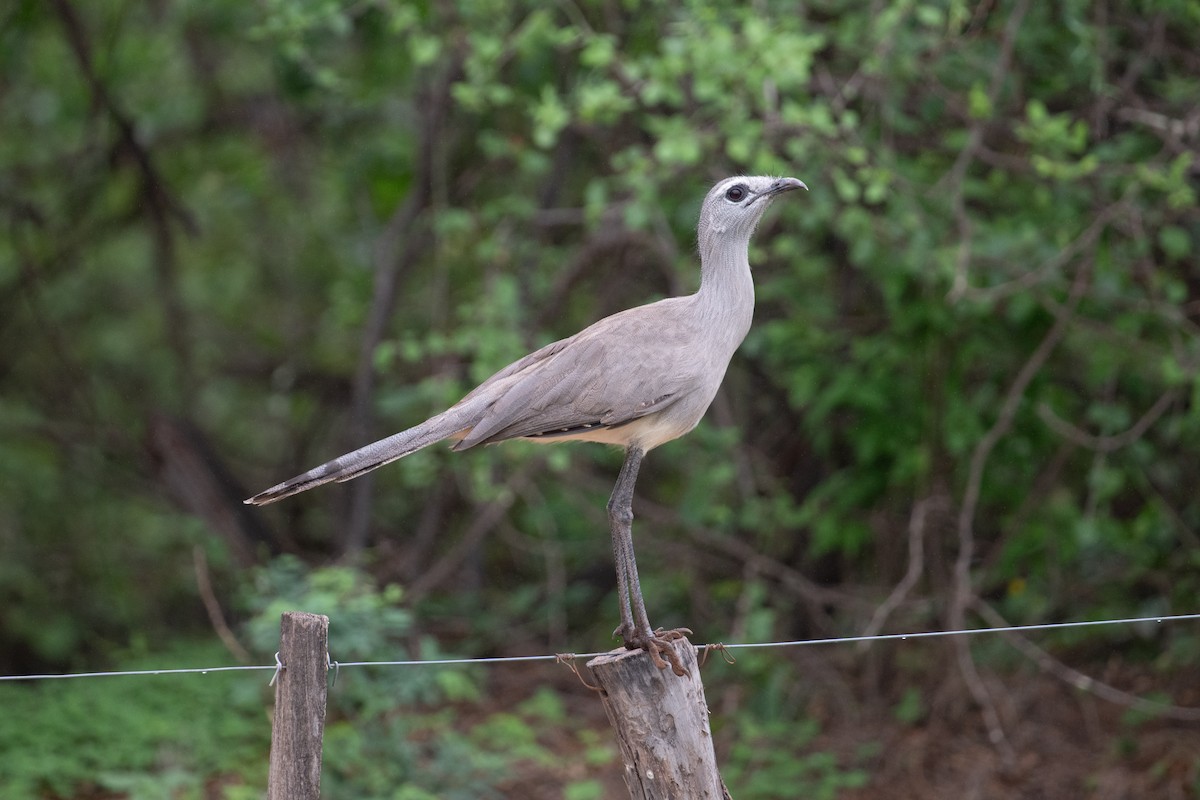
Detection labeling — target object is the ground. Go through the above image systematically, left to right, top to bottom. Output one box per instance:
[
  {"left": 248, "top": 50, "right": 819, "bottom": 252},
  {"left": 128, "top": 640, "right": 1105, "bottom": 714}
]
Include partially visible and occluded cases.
[{"left": 483, "top": 647, "right": 1200, "bottom": 800}]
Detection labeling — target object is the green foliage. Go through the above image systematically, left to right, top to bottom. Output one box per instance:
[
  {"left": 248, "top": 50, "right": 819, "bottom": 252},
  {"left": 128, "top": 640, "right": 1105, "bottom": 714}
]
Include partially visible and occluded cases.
[
  {"left": 241, "top": 556, "right": 464, "bottom": 713},
  {"left": 0, "top": 558, "right": 619, "bottom": 799},
  {"left": 236, "top": 558, "right": 617, "bottom": 798},
  {"left": 241, "top": 558, "right": 501, "bottom": 796},
  {"left": 0, "top": 642, "right": 268, "bottom": 799},
  {"left": 316, "top": 673, "right": 616, "bottom": 799},
  {"left": 892, "top": 686, "right": 926, "bottom": 726},
  {"left": 724, "top": 716, "right": 870, "bottom": 800}
]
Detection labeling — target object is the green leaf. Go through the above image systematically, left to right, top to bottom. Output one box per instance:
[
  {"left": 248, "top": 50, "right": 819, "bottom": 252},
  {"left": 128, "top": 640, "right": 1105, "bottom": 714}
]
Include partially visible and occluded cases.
[{"left": 1158, "top": 225, "right": 1191, "bottom": 261}]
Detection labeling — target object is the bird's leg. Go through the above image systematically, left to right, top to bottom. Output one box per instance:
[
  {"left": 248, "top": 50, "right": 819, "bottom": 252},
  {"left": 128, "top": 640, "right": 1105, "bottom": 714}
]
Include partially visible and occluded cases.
[
  {"left": 607, "top": 446, "right": 691, "bottom": 677},
  {"left": 607, "top": 446, "right": 646, "bottom": 645},
  {"left": 608, "top": 488, "right": 637, "bottom": 644}
]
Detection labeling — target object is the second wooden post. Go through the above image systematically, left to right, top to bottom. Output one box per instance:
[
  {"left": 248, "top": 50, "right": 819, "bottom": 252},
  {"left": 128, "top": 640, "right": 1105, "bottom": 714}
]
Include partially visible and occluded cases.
[{"left": 268, "top": 611, "right": 329, "bottom": 800}]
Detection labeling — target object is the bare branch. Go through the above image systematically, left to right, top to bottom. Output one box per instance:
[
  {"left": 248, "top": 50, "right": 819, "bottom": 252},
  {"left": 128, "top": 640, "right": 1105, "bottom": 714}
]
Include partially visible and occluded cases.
[
  {"left": 50, "top": 0, "right": 200, "bottom": 401},
  {"left": 944, "top": 0, "right": 1031, "bottom": 301},
  {"left": 342, "top": 55, "right": 464, "bottom": 557},
  {"left": 952, "top": 196, "right": 1125, "bottom": 304},
  {"left": 949, "top": 246, "right": 1092, "bottom": 754},
  {"left": 952, "top": 257, "right": 1093, "bottom": 628},
  {"left": 1037, "top": 389, "right": 1179, "bottom": 453},
  {"left": 406, "top": 463, "right": 536, "bottom": 602},
  {"left": 858, "top": 495, "right": 942, "bottom": 646},
  {"left": 193, "top": 546, "right": 252, "bottom": 664},
  {"left": 976, "top": 600, "right": 1200, "bottom": 721},
  {"left": 954, "top": 633, "right": 1016, "bottom": 760}
]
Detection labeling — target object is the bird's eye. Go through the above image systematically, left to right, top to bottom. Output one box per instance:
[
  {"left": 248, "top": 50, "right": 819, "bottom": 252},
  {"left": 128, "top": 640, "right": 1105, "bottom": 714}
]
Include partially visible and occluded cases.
[{"left": 724, "top": 184, "right": 748, "bottom": 202}]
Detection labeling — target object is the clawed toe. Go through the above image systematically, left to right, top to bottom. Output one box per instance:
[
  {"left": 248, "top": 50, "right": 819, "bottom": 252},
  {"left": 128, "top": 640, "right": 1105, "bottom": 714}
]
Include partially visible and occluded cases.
[
  {"left": 652, "top": 626, "right": 691, "bottom": 642},
  {"left": 620, "top": 627, "right": 693, "bottom": 677}
]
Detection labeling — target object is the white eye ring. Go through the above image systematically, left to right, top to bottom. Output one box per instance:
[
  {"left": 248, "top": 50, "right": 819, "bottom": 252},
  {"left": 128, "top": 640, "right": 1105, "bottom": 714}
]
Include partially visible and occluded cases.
[{"left": 724, "top": 185, "right": 748, "bottom": 202}]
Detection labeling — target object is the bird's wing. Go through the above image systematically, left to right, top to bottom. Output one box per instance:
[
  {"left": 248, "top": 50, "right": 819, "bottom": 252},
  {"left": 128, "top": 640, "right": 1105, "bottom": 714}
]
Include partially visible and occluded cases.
[{"left": 453, "top": 299, "right": 700, "bottom": 448}]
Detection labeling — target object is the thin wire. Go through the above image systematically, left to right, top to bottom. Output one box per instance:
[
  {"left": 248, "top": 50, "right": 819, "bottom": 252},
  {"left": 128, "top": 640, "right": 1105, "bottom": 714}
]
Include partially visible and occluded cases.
[
  {"left": 0, "top": 612, "right": 1195, "bottom": 682},
  {"left": 714, "top": 612, "right": 1198, "bottom": 650},
  {"left": 268, "top": 652, "right": 284, "bottom": 687},
  {"left": 337, "top": 653, "right": 592, "bottom": 668},
  {"left": 0, "top": 665, "right": 276, "bottom": 681}
]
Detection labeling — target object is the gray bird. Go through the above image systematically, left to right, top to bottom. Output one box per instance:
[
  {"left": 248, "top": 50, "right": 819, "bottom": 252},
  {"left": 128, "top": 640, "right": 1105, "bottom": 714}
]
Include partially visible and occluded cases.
[{"left": 246, "top": 175, "right": 806, "bottom": 675}]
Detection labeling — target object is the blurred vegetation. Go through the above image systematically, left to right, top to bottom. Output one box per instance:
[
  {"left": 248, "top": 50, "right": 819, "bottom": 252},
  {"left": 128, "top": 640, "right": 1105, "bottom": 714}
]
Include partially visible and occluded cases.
[
  {"left": 2, "top": 0, "right": 1199, "bottom": 796},
  {"left": 0, "top": 642, "right": 268, "bottom": 799}
]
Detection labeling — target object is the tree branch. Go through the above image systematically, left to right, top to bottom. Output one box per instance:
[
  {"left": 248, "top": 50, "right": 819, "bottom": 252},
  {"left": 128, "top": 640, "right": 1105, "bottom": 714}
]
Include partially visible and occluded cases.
[
  {"left": 51, "top": 0, "right": 200, "bottom": 403},
  {"left": 945, "top": 0, "right": 1031, "bottom": 301},
  {"left": 342, "top": 55, "right": 463, "bottom": 557},
  {"left": 950, "top": 250, "right": 1092, "bottom": 754},
  {"left": 1037, "top": 388, "right": 1179, "bottom": 453},
  {"left": 858, "top": 495, "right": 943, "bottom": 646},
  {"left": 975, "top": 600, "right": 1200, "bottom": 722}
]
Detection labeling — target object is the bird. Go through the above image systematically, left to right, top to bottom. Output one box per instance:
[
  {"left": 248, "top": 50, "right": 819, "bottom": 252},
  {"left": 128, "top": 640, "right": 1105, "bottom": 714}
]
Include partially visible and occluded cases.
[{"left": 246, "top": 175, "right": 806, "bottom": 675}]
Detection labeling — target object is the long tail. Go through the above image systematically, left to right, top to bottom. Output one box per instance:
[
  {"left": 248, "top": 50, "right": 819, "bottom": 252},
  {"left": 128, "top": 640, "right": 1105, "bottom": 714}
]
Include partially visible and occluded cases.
[{"left": 243, "top": 405, "right": 476, "bottom": 506}]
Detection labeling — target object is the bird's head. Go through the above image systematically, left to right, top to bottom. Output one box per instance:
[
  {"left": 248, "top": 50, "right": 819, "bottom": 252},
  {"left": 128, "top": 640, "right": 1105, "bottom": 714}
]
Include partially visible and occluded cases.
[{"left": 698, "top": 175, "right": 807, "bottom": 244}]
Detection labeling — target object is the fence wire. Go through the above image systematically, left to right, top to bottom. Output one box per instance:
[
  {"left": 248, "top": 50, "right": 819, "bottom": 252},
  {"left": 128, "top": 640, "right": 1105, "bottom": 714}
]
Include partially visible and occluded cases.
[{"left": 1, "top": 612, "right": 1196, "bottom": 683}]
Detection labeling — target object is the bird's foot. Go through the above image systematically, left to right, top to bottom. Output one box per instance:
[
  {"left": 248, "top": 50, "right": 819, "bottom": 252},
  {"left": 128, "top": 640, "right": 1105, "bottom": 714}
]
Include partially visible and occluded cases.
[{"left": 617, "top": 626, "right": 693, "bottom": 677}]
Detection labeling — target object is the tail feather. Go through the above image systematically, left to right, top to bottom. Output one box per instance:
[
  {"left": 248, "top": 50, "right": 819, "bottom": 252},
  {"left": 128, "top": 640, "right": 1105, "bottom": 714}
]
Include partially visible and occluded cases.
[{"left": 244, "top": 407, "right": 472, "bottom": 506}]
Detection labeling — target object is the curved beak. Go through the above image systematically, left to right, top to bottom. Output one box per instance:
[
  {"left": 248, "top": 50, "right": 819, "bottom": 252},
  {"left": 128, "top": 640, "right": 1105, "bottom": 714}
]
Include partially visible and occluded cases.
[{"left": 765, "top": 176, "right": 807, "bottom": 196}]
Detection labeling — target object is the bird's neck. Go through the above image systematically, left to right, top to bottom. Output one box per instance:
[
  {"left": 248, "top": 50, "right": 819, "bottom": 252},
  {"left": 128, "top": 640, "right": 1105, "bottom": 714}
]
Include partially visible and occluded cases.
[{"left": 696, "top": 234, "right": 755, "bottom": 346}]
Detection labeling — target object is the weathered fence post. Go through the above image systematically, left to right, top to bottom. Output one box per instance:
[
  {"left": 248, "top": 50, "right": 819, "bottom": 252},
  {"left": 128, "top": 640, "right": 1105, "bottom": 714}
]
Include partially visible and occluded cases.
[
  {"left": 268, "top": 611, "right": 329, "bottom": 800},
  {"left": 587, "top": 637, "right": 731, "bottom": 799}
]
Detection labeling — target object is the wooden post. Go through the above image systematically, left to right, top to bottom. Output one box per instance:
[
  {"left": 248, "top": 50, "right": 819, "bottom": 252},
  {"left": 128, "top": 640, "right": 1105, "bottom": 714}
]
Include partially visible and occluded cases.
[
  {"left": 268, "top": 611, "right": 329, "bottom": 800},
  {"left": 587, "top": 637, "right": 731, "bottom": 800}
]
